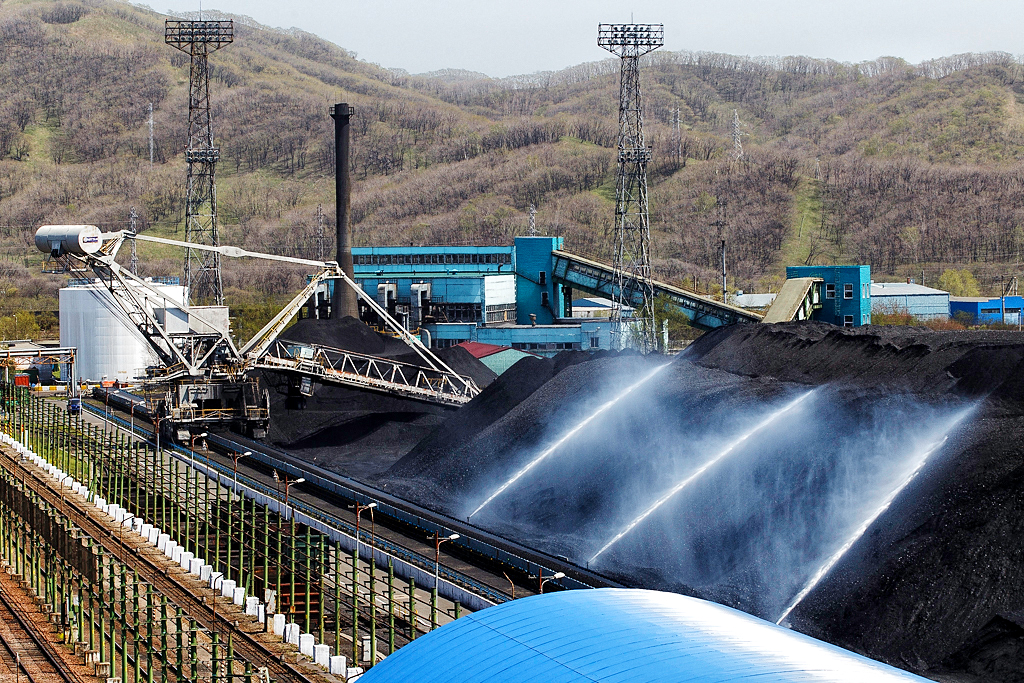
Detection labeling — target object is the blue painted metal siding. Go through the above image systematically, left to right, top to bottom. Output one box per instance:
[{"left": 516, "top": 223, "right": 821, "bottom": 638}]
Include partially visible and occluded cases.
[
  {"left": 513, "top": 236, "right": 564, "bottom": 325},
  {"left": 787, "top": 265, "right": 871, "bottom": 326},
  {"left": 357, "top": 277, "right": 486, "bottom": 304},
  {"left": 951, "top": 296, "right": 1024, "bottom": 325},
  {"left": 427, "top": 320, "right": 610, "bottom": 356},
  {"left": 359, "top": 589, "right": 932, "bottom": 683}
]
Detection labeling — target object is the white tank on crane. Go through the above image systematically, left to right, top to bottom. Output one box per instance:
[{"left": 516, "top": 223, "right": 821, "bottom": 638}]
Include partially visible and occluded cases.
[{"left": 34, "top": 224, "right": 104, "bottom": 256}]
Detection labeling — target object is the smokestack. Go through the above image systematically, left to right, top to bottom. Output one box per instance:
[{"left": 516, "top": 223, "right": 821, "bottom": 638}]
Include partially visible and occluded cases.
[{"left": 330, "top": 103, "right": 358, "bottom": 319}]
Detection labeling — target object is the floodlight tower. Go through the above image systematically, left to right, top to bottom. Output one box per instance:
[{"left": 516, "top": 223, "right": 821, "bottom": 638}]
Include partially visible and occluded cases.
[
  {"left": 165, "top": 19, "right": 233, "bottom": 305},
  {"left": 598, "top": 23, "right": 663, "bottom": 352}
]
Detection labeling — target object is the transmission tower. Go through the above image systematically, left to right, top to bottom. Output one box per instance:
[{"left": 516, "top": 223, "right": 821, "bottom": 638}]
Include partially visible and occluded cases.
[
  {"left": 165, "top": 19, "right": 233, "bottom": 305},
  {"left": 598, "top": 23, "right": 663, "bottom": 352},
  {"left": 671, "top": 107, "right": 682, "bottom": 167},
  {"left": 732, "top": 109, "right": 745, "bottom": 161},
  {"left": 315, "top": 203, "right": 325, "bottom": 261},
  {"left": 528, "top": 204, "right": 537, "bottom": 236},
  {"left": 129, "top": 206, "right": 139, "bottom": 276}
]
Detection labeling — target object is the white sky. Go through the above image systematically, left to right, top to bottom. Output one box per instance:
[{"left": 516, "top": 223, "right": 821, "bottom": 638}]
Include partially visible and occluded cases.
[{"left": 161, "top": 1, "right": 1024, "bottom": 78}]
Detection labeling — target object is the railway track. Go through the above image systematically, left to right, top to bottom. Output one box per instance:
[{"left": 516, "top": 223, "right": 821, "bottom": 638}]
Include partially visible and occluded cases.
[
  {"left": 0, "top": 445, "right": 329, "bottom": 683},
  {"left": 0, "top": 571, "right": 82, "bottom": 683}
]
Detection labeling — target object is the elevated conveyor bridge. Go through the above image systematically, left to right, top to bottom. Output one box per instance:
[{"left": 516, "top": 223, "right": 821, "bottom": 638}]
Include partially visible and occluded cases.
[{"left": 551, "top": 250, "right": 763, "bottom": 330}]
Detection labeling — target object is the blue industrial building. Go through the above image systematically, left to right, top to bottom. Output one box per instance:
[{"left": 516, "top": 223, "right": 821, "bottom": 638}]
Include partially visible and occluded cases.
[
  {"left": 347, "top": 237, "right": 583, "bottom": 355},
  {"left": 787, "top": 265, "right": 872, "bottom": 326},
  {"left": 871, "top": 282, "right": 950, "bottom": 320},
  {"left": 950, "top": 296, "right": 1024, "bottom": 325},
  {"left": 358, "top": 589, "right": 931, "bottom": 683}
]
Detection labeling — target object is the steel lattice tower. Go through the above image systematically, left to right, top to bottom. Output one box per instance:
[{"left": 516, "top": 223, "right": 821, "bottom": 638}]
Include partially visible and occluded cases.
[
  {"left": 166, "top": 20, "right": 233, "bottom": 305},
  {"left": 599, "top": 23, "right": 663, "bottom": 352}
]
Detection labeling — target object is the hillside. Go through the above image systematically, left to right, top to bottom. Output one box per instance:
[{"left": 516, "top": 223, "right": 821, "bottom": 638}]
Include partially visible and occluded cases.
[{"left": 4, "top": 0, "right": 1024, "bottom": 339}]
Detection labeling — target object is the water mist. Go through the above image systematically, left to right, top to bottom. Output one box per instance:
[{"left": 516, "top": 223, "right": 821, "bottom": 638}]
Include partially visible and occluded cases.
[
  {"left": 467, "top": 362, "right": 669, "bottom": 519},
  {"left": 589, "top": 389, "right": 816, "bottom": 564},
  {"left": 776, "top": 406, "right": 974, "bottom": 626}
]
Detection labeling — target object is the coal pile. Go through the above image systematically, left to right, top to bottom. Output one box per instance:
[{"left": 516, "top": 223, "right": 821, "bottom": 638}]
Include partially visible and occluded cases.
[
  {"left": 259, "top": 317, "right": 495, "bottom": 481},
  {"left": 379, "top": 322, "right": 1024, "bottom": 681}
]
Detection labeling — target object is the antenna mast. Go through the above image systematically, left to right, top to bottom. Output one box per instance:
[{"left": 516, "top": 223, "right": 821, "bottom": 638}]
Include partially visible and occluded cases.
[
  {"left": 165, "top": 19, "right": 233, "bottom": 305},
  {"left": 598, "top": 22, "right": 663, "bottom": 352}
]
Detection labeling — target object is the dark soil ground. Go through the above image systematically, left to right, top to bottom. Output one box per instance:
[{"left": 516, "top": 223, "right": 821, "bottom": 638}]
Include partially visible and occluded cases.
[{"left": 376, "top": 322, "right": 1024, "bottom": 682}]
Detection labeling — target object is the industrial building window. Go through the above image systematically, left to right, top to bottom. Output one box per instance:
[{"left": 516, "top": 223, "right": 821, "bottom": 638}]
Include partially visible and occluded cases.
[
  {"left": 539, "top": 271, "right": 547, "bottom": 285},
  {"left": 826, "top": 283, "right": 835, "bottom": 299},
  {"left": 844, "top": 284, "right": 854, "bottom": 299},
  {"left": 541, "top": 292, "right": 549, "bottom": 306},
  {"left": 485, "top": 304, "right": 517, "bottom": 323},
  {"left": 844, "top": 315, "right": 854, "bottom": 327},
  {"left": 589, "top": 335, "right": 600, "bottom": 348}
]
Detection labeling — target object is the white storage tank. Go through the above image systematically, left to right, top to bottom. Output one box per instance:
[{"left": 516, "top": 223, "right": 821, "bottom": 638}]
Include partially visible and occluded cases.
[{"left": 60, "top": 280, "right": 187, "bottom": 383}]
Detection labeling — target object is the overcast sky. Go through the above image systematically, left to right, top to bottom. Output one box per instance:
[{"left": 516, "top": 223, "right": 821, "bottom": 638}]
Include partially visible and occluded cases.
[{"left": 161, "top": 1, "right": 1024, "bottom": 78}]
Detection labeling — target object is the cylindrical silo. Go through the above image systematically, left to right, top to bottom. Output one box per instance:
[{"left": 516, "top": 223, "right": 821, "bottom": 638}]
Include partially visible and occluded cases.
[{"left": 59, "top": 281, "right": 187, "bottom": 383}]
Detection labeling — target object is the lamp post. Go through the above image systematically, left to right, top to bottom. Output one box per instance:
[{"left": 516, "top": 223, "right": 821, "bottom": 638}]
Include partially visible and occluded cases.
[
  {"left": 187, "top": 432, "right": 208, "bottom": 555},
  {"left": 226, "top": 450, "right": 250, "bottom": 584},
  {"left": 281, "top": 475, "right": 304, "bottom": 521},
  {"left": 349, "top": 502, "right": 377, "bottom": 665},
  {"left": 428, "top": 532, "right": 459, "bottom": 630},
  {"left": 540, "top": 571, "right": 565, "bottom": 594},
  {"left": 502, "top": 572, "right": 515, "bottom": 600}
]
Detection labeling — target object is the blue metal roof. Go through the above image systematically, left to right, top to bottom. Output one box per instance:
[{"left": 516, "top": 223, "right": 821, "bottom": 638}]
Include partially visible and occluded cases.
[{"left": 359, "top": 589, "right": 933, "bottom": 683}]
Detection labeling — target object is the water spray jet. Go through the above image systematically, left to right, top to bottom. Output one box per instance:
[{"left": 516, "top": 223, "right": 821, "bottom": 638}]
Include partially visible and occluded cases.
[
  {"left": 467, "top": 363, "right": 670, "bottom": 520},
  {"left": 589, "top": 389, "right": 816, "bottom": 565},
  {"left": 775, "top": 407, "right": 973, "bottom": 626}
]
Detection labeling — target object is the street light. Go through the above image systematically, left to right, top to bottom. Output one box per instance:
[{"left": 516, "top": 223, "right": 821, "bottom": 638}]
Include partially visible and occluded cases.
[
  {"left": 282, "top": 476, "right": 304, "bottom": 520},
  {"left": 349, "top": 501, "right": 378, "bottom": 666},
  {"left": 429, "top": 532, "right": 459, "bottom": 593},
  {"left": 540, "top": 571, "right": 565, "bottom": 594}
]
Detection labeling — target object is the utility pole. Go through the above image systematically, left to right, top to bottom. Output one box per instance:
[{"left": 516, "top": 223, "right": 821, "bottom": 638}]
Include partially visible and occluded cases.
[
  {"left": 165, "top": 19, "right": 233, "bottom": 305},
  {"left": 598, "top": 22, "right": 663, "bottom": 352},
  {"left": 129, "top": 207, "right": 139, "bottom": 276},
  {"left": 721, "top": 239, "right": 727, "bottom": 305}
]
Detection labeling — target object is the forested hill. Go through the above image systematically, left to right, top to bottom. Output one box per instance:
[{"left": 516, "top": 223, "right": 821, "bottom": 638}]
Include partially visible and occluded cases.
[{"left": 4, "top": 0, "right": 1024, "bottom": 332}]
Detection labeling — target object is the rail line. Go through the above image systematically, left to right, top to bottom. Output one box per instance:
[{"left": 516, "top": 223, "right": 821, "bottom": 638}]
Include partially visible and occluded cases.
[
  {"left": 82, "top": 399, "right": 620, "bottom": 601},
  {"left": 0, "top": 444, "right": 326, "bottom": 683},
  {"left": 0, "top": 571, "right": 81, "bottom": 683}
]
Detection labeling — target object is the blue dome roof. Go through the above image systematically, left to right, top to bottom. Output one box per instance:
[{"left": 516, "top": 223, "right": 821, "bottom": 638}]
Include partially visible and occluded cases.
[{"left": 359, "top": 589, "right": 931, "bottom": 682}]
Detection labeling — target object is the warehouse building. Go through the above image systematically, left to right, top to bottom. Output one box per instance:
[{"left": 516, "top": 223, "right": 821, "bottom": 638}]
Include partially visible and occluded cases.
[
  {"left": 870, "top": 282, "right": 950, "bottom": 320},
  {"left": 950, "top": 295, "right": 1024, "bottom": 325},
  {"left": 358, "top": 589, "right": 932, "bottom": 683}
]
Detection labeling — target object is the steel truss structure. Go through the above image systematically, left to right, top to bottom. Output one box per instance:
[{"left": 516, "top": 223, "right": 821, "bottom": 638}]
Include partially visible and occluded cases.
[
  {"left": 165, "top": 20, "right": 233, "bottom": 306},
  {"left": 598, "top": 23, "right": 663, "bottom": 352}
]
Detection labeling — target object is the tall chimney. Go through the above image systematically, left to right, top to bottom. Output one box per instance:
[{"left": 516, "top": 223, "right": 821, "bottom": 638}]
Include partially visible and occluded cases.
[{"left": 330, "top": 103, "right": 358, "bottom": 319}]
